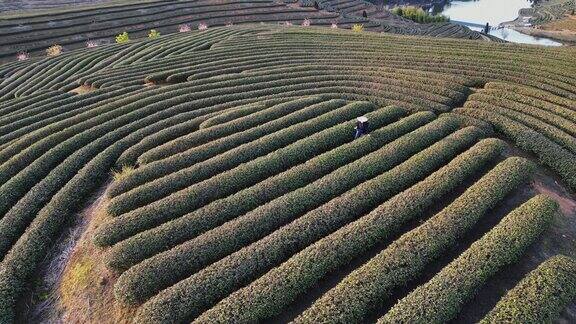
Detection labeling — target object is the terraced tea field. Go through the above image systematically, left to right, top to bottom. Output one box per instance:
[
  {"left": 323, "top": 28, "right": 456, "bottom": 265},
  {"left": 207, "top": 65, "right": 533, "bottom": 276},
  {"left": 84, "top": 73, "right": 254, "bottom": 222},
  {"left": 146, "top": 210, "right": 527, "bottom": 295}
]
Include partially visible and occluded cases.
[
  {"left": 0, "top": 0, "right": 501, "bottom": 61},
  {"left": 514, "top": 0, "right": 576, "bottom": 44},
  {"left": 0, "top": 24, "right": 575, "bottom": 323}
]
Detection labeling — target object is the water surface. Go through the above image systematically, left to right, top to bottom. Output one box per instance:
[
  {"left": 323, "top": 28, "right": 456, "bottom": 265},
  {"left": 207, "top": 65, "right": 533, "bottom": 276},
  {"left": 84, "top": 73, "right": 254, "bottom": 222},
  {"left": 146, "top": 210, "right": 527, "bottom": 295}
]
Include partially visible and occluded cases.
[{"left": 431, "top": 0, "right": 562, "bottom": 46}]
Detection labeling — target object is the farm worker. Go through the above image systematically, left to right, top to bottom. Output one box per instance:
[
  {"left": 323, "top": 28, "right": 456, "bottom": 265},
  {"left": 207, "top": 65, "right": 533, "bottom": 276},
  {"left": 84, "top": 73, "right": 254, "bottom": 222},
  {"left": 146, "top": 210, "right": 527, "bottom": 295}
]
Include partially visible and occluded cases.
[{"left": 354, "top": 116, "right": 369, "bottom": 139}]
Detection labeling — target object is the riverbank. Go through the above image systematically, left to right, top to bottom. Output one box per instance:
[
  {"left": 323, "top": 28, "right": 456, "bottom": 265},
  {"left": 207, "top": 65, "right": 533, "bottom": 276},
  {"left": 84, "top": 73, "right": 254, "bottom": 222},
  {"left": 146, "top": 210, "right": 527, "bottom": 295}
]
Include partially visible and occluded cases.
[
  {"left": 504, "top": 1, "right": 576, "bottom": 45},
  {"left": 512, "top": 25, "right": 576, "bottom": 45}
]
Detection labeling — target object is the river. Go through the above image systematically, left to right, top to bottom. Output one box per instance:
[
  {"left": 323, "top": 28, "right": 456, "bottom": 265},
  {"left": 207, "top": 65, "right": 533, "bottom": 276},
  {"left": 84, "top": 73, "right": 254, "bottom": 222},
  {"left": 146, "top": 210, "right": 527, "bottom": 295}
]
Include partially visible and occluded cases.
[{"left": 404, "top": 0, "right": 563, "bottom": 46}]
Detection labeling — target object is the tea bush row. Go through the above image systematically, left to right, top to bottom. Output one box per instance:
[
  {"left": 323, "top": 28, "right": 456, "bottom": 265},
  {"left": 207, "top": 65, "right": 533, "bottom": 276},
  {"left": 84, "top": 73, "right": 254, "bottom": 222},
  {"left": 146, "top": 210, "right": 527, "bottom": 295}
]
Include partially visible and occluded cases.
[
  {"left": 95, "top": 101, "right": 386, "bottom": 246},
  {"left": 106, "top": 109, "right": 431, "bottom": 273},
  {"left": 132, "top": 125, "right": 485, "bottom": 322},
  {"left": 199, "top": 139, "right": 512, "bottom": 323},
  {"left": 297, "top": 155, "right": 533, "bottom": 323},
  {"left": 379, "top": 194, "right": 557, "bottom": 323},
  {"left": 481, "top": 255, "right": 576, "bottom": 323}
]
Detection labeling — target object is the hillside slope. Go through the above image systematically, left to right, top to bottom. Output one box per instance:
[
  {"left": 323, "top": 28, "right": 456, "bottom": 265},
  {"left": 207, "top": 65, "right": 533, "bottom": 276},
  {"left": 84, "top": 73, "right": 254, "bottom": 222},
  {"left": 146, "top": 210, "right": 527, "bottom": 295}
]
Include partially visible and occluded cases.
[
  {"left": 0, "top": 0, "right": 499, "bottom": 61},
  {"left": 0, "top": 25, "right": 574, "bottom": 323}
]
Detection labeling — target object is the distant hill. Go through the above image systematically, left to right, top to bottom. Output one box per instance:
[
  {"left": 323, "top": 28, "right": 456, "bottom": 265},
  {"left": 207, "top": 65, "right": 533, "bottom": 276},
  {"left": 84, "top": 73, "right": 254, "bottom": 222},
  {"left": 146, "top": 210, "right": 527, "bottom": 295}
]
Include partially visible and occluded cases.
[{"left": 0, "top": 0, "right": 502, "bottom": 62}]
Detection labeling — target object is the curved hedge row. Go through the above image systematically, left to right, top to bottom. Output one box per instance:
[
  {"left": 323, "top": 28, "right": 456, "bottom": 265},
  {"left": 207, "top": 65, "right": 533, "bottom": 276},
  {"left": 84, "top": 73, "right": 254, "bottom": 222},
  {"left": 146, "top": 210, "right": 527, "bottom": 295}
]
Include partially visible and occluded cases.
[
  {"left": 0, "top": 24, "right": 574, "bottom": 324},
  {"left": 484, "top": 82, "right": 576, "bottom": 111},
  {"left": 480, "top": 84, "right": 576, "bottom": 123},
  {"left": 0, "top": 85, "right": 227, "bottom": 218},
  {"left": 0, "top": 87, "right": 142, "bottom": 145},
  {"left": 0, "top": 89, "right": 253, "bottom": 258},
  {"left": 0, "top": 91, "right": 73, "bottom": 124},
  {"left": 468, "top": 93, "right": 576, "bottom": 137},
  {"left": 113, "top": 95, "right": 343, "bottom": 168},
  {"left": 137, "top": 95, "right": 331, "bottom": 164},
  {"left": 108, "top": 96, "right": 334, "bottom": 199},
  {"left": 464, "top": 100, "right": 576, "bottom": 154},
  {"left": 95, "top": 101, "right": 389, "bottom": 247},
  {"left": 198, "top": 101, "right": 269, "bottom": 129},
  {"left": 0, "top": 106, "right": 201, "bottom": 322},
  {"left": 455, "top": 108, "right": 576, "bottom": 190},
  {"left": 105, "top": 109, "right": 431, "bottom": 273},
  {"left": 113, "top": 109, "right": 223, "bottom": 168},
  {"left": 111, "top": 114, "right": 458, "bottom": 304},
  {"left": 132, "top": 125, "right": 485, "bottom": 322},
  {"left": 196, "top": 138, "right": 513, "bottom": 323},
  {"left": 296, "top": 155, "right": 533, "bottom": 323},
  {"left": 379, "top": 194, "right": 557, "bottom": 323},
  {"left": 481, "top": 255, "right": 576, "bottom": 323}
]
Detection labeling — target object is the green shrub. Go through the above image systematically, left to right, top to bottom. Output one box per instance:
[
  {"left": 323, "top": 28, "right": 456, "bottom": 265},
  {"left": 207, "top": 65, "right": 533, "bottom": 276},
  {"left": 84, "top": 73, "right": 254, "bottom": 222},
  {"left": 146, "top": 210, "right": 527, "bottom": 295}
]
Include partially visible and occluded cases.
[
  {"left": 392, "top": 6, "right": 450, "bottom": 23},
  {"left": 148, "top": 29, "right": 160, "bottom": 39},
  {"left": 116, "top": 32, "right": 130, "bottom": 43},
  {"left": 484, "top": 82, "right": 576, "bottom": 111},
  {"left": 481, "top": 84, "right": 576, "bottom": 124},
  {"left": 0, "top": 85, "right": 241, "bottom": 242},
  {"left": 0, "top": 87, "right": 141, "bottom": 146},
  {"left": 0, "top": 89, "right": 243, "bottom": 259},
  {"left": 468, "top": 93, "right": 576, "bottom": 136},
  {"left": 108, "top": 96, "right": 333, "bottom": 200},
  {"left": 138, "top": 96, "right": 330, "bottom": 164},
  {"left": 464, "top": 100, "right": 576, "bottom": 153},
  {"left": 95, "top": 101, "right": 385, "bottom": 247},
  {"left": 198, "top": 102, "right": 270, "bottom": 129},
  {"left": 455, "top": 108, "right": 576, "bottom": 190},
  {"left": 106, "top": 110, "right": 433, "bottom": 273},
  {"left": 113, "top": 110, "right": 221, "bottom": 168},
  {"left": 0, "top": 113, "right": 188, "bottom": 322},
  {"left": 112, "top": 115, "right": 459, "bottom": 305},
  {"left": 132, "top": 125, "right": 485, "bottom": 322},
  {"left": 197, "top": 139, "right": 512, "bottom": 323},
  {"left": 296, "top": 155, "right": 533, "bottom": 323},
  {"left": 379, "top": 194, "right": 557, "bottom": 323},
  {"left": 481, "top": 255, "right": 576, "bottom": 323}
]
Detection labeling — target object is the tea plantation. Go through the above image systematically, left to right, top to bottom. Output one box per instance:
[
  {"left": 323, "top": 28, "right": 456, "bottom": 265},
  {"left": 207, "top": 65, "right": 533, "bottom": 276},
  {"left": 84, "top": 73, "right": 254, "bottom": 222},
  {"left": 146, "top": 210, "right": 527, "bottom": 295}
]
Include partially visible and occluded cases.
[
  {"left": 0, "top": 0, "right": 501, "bottom": 61},
  {"left": 0, "top": 23, "right": 575, "bottom": 323}
]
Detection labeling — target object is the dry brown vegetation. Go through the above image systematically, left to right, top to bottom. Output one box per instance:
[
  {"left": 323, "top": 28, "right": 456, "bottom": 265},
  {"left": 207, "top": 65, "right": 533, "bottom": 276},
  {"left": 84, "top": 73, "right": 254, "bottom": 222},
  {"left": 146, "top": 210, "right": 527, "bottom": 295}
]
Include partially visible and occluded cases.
[{"left": 58, "top": 196, "right": 137, "bottom": 324}]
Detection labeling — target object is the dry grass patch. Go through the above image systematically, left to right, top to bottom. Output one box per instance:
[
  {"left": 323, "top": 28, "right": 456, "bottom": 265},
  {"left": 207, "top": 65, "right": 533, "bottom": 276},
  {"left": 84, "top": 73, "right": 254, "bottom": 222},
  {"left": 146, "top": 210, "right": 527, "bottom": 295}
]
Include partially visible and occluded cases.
[
  {"left": 541, "top": 15, "right": 576, "bottom": 32},
  {"left": 69, "top": 84, "right": 97, "bottom": 94},
  {"left": 112, "top": 166, "right": 136, "bottom": 183},
  {"left": 59, "top": 197, "right": 137, "bottom": 324}
]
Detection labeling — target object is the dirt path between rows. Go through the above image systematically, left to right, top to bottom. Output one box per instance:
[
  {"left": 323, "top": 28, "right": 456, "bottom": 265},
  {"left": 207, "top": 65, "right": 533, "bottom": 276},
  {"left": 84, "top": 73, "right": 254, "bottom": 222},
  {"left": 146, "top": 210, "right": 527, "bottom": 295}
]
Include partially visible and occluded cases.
[{"left": 17, "top": 181, "right": 137, "bottom": 323}]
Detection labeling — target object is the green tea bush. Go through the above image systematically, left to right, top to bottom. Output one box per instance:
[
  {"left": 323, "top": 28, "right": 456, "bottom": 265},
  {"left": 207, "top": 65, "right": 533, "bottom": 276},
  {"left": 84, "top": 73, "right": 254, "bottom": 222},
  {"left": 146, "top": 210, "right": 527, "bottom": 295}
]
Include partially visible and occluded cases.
[
  {"left": 484, "top": 82, "right": 576, "bottom": 111},
  {"left": 481, "top": 83, "right": 576, "bottom": 123},
  {"left": 0, "top": 85, "right": 227, "bottom": 220},
  {"left": 0, "top": 90, "right": 249, "bottom": 258},
  {"left": 469, "top": 93, "right": 576, "bottom": 136},
  {"left": 108, "top": 96, "right": 333, "bottom": 199},
  {"left": 138, "top": 96, "right": 330, "bottom": 164},
  {"left": 105, "top": 98, "right": 349, "bottom": 216},
  {"left": 464, "top": 100, "right": 576, "bottom": 154},
  {"left": 95, "top": 101, "right": 385, "bottom": 247},
  {"left": 198, "top": 102, "right": 269, "bottom": 129},
  {"left": 456, "top": 108, "right": 576, "bottom": 190},
  {"left": 106, "top": 109, "right": 432, "bottom": 273},
  {"left": 0, "top": 111, "right": 193, "bottom": 322},
  {"left": 111, "top": 115, "right": 459, "bottom": 304},
  {"left": 111, "top": 118, "right": 457, "bottom": 300},
  {"left": 131, "top": 125, "right": 485, "bottom": 322},
  {"left": 198, "top": 139, "right": 512, "bottom": 323},
  {"left": 297, "top": 155, "right": 533, "bottom": 323},
  {"left": 379, "top": 194, "right": 557, "bottom": 323},
  {"left": 481, "top": 255, "right": 576, "bottom": 323}
]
